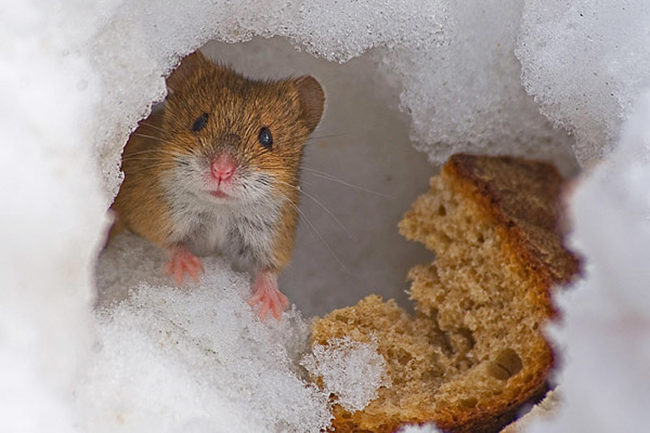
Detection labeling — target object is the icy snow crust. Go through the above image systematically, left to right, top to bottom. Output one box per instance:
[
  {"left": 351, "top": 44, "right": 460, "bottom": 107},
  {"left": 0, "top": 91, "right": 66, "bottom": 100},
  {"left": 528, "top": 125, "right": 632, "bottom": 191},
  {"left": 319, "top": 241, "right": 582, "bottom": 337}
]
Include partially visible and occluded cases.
[{"left": 2, "top": 0, "right": 650, "bottom": 433}]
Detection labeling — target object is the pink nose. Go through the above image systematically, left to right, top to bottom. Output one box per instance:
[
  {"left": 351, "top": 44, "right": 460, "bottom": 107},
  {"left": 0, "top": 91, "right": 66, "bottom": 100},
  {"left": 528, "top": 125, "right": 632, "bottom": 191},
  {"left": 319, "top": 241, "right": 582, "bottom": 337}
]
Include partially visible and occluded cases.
[{"left": 210, "top": 155, "right": 236, "bottom": 182}]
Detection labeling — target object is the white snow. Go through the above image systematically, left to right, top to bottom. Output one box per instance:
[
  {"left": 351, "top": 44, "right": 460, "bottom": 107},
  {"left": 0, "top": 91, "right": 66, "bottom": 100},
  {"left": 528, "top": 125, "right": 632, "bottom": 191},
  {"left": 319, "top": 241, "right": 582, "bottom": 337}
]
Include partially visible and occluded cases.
[
  {"left": 1, "top": 0, "right": 649, "bottom": 432},
  {"left": 379, "top": 0, "right": 577, "bottom": 172},
  {"left": 517, "top": 0, "right": 650, "bottom": 164},
  {"left": 527, "top": 91, "right": 650, "bottom": 433},
  {"left": 85, "top": 234, "right": 332, "bottom": 433},
  {"left": 301, "top": 337, "right": 389, "bottom": 412},
  {"left": 398, "top": 425, "right": 442, "bottom": 433}
]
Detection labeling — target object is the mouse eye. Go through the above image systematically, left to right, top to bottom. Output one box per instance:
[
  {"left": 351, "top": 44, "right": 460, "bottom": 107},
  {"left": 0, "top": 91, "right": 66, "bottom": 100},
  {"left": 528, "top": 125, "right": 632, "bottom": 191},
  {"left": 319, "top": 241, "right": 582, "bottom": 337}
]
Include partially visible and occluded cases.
[
  {"left": 191, "top": 113, "right": 209, "bottom": 132},
  {"left": 258, "top": 127, "right": 273, "bottom": 149}
]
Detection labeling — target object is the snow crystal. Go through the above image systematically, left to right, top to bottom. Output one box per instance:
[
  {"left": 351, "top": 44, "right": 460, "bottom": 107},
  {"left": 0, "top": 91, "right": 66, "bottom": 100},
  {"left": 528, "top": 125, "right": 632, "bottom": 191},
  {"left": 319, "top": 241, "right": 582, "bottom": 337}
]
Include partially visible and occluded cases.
[
  {"left": 517, "top": 0, "right": 650, "bottom": 163},
  {"left": 527, "top": 93, "right": 650, "bottom": 432},
  {"left": 88, "top": 233, "right": 331, "bottom": 433},
  {"left": 301, "top": 337, "right": 389, "bottom": 411}
]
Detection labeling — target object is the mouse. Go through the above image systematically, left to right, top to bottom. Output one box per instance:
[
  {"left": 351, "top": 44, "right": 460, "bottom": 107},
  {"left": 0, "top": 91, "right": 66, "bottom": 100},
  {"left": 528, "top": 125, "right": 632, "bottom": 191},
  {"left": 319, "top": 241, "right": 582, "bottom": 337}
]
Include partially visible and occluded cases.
[{"left": 109, "top": 50, "right": 325, "bottom": 320}]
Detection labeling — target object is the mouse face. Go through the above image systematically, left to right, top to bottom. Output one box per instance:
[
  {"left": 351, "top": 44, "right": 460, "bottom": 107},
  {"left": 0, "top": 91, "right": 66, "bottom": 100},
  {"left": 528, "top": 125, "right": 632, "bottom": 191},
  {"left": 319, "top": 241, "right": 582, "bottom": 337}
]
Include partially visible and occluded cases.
[{"left": 157, "top": 52, "right": 325, "bottom": 210}]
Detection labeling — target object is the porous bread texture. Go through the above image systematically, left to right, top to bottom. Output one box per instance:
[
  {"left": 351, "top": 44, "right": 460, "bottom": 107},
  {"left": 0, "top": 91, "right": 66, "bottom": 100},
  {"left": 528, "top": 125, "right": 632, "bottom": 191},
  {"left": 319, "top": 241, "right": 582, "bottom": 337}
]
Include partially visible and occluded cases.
[{"left": 310, "top": 154, "right": 579, "bottom": 433}]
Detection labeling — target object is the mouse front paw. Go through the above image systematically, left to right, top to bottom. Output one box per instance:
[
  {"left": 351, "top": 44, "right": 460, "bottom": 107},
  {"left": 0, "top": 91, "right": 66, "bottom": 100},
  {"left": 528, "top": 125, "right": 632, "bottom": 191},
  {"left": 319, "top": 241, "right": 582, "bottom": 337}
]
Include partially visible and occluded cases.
[
  {"left": 164, "top": 245, "right": 204, "bottom": 285},
  {"left": 248, "top": 271, "right": 289, "bottom": 321}
]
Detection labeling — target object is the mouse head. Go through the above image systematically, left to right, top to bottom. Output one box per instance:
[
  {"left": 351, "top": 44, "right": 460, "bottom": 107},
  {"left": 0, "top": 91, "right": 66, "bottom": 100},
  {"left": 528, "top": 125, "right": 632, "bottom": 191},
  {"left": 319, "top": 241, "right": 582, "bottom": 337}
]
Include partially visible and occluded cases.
[{"left": 159, "top": 51, "right": 325, "bottom": 207}]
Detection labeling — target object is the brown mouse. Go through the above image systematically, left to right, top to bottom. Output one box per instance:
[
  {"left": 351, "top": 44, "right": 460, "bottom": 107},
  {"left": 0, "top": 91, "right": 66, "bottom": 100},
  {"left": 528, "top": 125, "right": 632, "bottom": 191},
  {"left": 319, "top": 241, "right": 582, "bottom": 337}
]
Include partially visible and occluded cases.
[{"left": 109, "top": 50, "right": 325, "bottom": 320}]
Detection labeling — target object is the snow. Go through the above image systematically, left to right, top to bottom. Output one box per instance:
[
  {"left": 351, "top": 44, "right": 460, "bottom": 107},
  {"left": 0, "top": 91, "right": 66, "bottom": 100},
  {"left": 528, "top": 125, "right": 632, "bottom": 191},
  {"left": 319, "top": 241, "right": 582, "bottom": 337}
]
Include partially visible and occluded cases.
[
  {"left": 1, "top": 0, "right": 649, "bottom": 432},
  {"left": 379, "top": 0, "right": 577, "bottom": 172},
  {"left": 517, "top": 0, "right": 650, "bottom": 163},
  {"left": 527, "top": 92, "right": 650, "bottom": 433},
  {"left": 89, "top": 233, "right": 391, "bottom": 432},
  {"left": 86, "top": 234, "right": 331, "bottom": 433},
  {"left": 302, "top": 337, "right": 389, "bottom": 412},
  {"left": 398, "top": 425, "right": 441, "bottom": 433}
]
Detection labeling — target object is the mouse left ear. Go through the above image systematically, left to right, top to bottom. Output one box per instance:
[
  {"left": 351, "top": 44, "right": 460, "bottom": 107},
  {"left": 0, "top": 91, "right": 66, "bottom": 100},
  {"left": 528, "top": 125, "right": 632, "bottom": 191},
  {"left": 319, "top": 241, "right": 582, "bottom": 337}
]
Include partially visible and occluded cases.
[
  {"left": 167, "top": 50, "right": 211, "bottom": 92},
  {"left": 292, "top": 76, "right": 325, "bottom": 133}
]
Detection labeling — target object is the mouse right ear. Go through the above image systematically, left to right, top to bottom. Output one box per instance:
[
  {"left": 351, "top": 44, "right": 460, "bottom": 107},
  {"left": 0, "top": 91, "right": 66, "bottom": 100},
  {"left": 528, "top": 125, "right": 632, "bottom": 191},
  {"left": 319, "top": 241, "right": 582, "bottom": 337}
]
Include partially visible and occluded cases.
[
  {"left": 166, "top": 50, "right": 210, "bottom": 92},
  {"left": 293, "top": 75, "right": 326, "bottom": 133}
]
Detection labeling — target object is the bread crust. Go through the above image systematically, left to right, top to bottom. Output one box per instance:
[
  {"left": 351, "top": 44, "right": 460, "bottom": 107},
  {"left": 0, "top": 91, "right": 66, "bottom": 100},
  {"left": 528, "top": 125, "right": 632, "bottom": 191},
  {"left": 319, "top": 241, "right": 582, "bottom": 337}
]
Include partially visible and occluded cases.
[
  {"left": 311, "top": 154, "right": 580, "bottom": 433},
  {"left": 444, "top": 154, "right": 579, "bottom": 290}
]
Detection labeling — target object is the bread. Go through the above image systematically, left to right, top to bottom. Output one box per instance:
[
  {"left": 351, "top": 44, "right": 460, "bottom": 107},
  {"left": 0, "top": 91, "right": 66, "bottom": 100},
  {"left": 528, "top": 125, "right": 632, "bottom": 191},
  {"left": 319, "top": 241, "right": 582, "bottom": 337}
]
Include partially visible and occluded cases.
[{"left": 310, "top": 154, "right": 580, "bottom": 433}]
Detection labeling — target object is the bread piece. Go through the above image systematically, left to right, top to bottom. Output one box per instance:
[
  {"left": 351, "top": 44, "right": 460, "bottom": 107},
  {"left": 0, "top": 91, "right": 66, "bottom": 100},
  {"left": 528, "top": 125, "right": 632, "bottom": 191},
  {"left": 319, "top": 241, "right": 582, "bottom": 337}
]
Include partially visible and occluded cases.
[{"left": 310, "top": 154, "right": 579, "bottom": 433}]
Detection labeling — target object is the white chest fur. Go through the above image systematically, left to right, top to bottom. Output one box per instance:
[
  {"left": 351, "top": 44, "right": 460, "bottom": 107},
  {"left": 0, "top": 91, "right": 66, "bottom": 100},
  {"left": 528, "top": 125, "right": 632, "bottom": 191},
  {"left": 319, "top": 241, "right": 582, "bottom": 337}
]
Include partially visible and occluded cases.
[{"left": 167, "top": 195, "right": 282, "bottom": 273}]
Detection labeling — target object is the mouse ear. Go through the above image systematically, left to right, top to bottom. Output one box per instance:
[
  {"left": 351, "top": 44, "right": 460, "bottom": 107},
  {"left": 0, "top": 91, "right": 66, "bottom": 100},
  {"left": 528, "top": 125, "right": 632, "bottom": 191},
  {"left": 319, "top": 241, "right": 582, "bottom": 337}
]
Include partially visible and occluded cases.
[
  {"left": 166, "top": 50, "right": 210, "bottom": 92},
  {"left": 292, "top": 75, "right": 325, "bottom": 133}
]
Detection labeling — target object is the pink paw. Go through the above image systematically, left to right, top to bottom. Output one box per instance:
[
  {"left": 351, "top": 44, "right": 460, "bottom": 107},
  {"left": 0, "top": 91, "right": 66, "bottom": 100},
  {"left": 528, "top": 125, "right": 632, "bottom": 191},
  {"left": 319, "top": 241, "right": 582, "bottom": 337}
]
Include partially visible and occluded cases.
[
  {"left": 164, "top": 245, "right": 204, "bottom": 285},
  {"left": 248, "top": 271, "right": 289, "bottom": 321}
]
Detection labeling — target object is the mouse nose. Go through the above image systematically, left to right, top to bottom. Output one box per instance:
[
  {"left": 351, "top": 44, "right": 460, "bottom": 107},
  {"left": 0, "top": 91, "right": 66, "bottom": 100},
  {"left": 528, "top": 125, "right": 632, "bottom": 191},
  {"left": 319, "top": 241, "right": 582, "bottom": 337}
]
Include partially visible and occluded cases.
[{"left": 210, "top": 154, "right": 236, "bottom": 183}]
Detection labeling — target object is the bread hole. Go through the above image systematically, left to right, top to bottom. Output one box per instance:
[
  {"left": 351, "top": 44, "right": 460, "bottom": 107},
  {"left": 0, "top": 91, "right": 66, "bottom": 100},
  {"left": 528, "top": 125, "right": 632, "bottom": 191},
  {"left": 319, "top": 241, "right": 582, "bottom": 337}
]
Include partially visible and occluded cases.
[
  {"left": 437, "top": 205, "right": 447, "bottom": 216},
  {"left": 477, "top": 234, "right": 485, "bottom": 244},
  {"left": 487, "top": 348, "right": 523, "bottom": 380},
  {"left": 396, "top": 349, "right": 414, "bottom": 365},
  {"left": 460, "top": 397, "right": 478, "bottom": 408}
]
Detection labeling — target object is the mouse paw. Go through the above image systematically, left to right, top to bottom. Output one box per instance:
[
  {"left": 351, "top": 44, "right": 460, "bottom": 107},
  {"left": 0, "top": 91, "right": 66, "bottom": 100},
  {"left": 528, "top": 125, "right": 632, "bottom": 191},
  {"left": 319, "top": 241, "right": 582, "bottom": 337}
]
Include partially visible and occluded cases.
[
  {"left": 164, "top": 245, "right": 204, "bottom": 285},
  {"left": 248, "top": 271, "right": 289, "bottom": 321}
]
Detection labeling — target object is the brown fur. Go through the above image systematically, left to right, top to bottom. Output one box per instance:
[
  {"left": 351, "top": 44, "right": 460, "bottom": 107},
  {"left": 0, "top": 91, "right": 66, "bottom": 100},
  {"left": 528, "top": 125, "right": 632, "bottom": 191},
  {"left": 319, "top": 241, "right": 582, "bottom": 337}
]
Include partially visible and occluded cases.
[{"left": 110, "top": 51, "right": 325, "bottom": 273}]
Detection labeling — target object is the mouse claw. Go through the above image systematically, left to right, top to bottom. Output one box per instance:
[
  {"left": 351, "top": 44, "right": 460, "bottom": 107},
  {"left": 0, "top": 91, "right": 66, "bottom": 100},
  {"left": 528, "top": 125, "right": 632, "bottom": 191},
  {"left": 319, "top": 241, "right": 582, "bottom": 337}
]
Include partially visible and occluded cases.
[
  {"left": 164, "top": 245, "right": 204, "bottom": 285},
  {"left": 249, "top": 271, "right": 289, "bottom": 321}
]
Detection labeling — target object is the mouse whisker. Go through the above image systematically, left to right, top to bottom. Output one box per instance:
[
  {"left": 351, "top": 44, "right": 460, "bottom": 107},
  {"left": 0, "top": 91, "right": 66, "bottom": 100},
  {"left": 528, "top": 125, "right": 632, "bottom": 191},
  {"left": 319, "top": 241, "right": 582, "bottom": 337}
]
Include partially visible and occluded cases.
[
  {"left": 137, "top": 122, "right": 170, "bottom": 135},
  {"left": 307, "top": 132, "right": 349, "bottom": 141},
  {"left": 131, "top": 133, "right": 171, "bottom": 143},
  {"left": 120, "top": 148, "right": 187, "bottom": 158},
  {"left": 242, "top": 148, "right": 272, "bottom": 165},
  {"left": 120, "top": 155, "right": 184, "bottom": 165},
  {"left": 120, "top": 158, "right": 178, "bottom": 166},
  {"left": 118, "top": 165, "right": 177, "bottom": 176},
  {"left": 300, "top": 166, "right": 391, "bottom": 198},
  {"left": 273, "top": 180, "right": 353, "bottom": 240},
  {"left": 274, "top": 189, "right": 352, "bottom": 276}
]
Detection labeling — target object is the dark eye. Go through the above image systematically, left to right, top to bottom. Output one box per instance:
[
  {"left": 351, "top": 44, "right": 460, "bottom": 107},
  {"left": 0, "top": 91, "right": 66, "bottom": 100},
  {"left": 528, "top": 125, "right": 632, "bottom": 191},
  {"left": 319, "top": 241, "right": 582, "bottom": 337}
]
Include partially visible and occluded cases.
[
  {"left": 191, "top": 113, "right": 209, "bottom": 132},
  {"left": 258, "top": 127, "right": 273, "bottom": 149}
]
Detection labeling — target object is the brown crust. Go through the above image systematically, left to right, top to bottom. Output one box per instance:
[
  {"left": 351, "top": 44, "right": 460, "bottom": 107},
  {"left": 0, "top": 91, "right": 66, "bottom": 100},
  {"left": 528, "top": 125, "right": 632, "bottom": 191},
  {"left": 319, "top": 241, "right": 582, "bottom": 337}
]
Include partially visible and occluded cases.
[
  {"left": 311, "top": 154, "right": 580, "bottom": 433},
  {"left": 445, "top": 154, "right": 580, "bottom": 289}
]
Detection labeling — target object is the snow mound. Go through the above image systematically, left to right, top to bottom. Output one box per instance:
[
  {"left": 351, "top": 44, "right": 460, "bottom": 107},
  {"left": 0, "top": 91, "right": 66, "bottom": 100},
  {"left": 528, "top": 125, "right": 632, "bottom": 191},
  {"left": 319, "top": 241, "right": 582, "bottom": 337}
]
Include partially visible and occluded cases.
[
  {"left": 380, "top": 0, "right": 576, "bottom": 170},
  {"left": 517, "top": 0, "right": 650, "bottom": 163},
  {"left": 3, "top": 1, "right": 650, "bottom": 433},
  {"left": 527, "top": 93, "right": 650, "bottom": 433},
  {"left": 87, "top": 233, "right": 332, "bottom": 433}
]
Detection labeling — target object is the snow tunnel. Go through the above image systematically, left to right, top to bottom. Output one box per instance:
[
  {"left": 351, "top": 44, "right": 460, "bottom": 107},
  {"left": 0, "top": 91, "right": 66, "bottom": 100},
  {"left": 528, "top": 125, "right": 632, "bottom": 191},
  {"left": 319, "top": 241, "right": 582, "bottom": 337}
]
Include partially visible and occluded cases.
[{"left": 2, "top": 1, "right": 650, "bottom": 433}]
